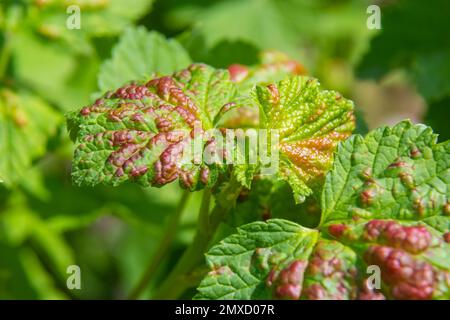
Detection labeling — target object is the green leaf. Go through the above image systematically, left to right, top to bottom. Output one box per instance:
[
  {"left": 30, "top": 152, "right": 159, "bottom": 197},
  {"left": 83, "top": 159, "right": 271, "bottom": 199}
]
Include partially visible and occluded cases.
[
  {"left": 172, "top": 0, "right": 372, "bottom": 68},
  {"left": 11, "top": 27, "right": 101, "bottom": 110},
  {"left": 98, "top": 27, "right": 192, "bottom": 92},
  {"left": 214, "top": 52, "right": 310, "bottom": 192},
  {"left": 67, "top": 64, "right": 236, "bottom": 190},
  {"left": 253, "top": 76, "right": 355, "bottom": 203},
  {"left": 0, "top": 90, "right": 62, "bottom": 187},
  {"left": 321, "top": 121, "right": 449, "bottom": 223},
  {"left": 198, "top": 122, "right": 450, "bottom": 300},
  {"left": 198, "top": 216, "right": 450, "bottom": 300},
  {"left": 321, "top": 218, "right": 450, "bottom": 299},
  {"left": 195, "top": 219, "right": 319, "bottom": 299},
  {"left": 301, "top": 238, "right": 359, "bottom": 300}
]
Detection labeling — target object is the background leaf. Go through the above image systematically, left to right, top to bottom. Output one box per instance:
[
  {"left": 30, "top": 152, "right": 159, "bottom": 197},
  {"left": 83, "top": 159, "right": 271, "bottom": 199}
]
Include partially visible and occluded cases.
[
  {"left": 357, "top": 0, "right": 450, "bottom": 141},
  {"left": 0, "top": 90, "right": 62, "bottom": 187}
]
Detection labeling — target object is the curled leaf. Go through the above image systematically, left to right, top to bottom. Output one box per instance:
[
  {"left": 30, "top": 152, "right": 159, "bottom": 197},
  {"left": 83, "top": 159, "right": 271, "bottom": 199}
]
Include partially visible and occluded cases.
[
  {"left": 67, "top": 64, "right": 236, "bottom": 190},
  {"left": 253, "top": 76, "right": 355, "bottom": 203},
  {"left": 321, "top": 120, "right": 450, "bottom": 223}
]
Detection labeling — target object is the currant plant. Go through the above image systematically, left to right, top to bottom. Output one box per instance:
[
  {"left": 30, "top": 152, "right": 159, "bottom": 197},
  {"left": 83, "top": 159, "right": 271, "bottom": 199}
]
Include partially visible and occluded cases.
[{"left": 67, "top": 62, "right": 449, "bottom": 300}]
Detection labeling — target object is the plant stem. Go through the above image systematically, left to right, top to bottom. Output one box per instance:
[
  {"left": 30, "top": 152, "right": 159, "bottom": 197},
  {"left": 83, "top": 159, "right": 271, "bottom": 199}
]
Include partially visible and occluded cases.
[
  {"left": 152, "top": 178, "right": 242, "bottom": 299},
  {"left": 128, "top": 190, "right": 190, "bottom": 300}
]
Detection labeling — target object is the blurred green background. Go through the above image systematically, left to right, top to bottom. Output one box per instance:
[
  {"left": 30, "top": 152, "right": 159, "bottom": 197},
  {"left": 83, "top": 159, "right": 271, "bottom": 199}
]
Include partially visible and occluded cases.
[{"left": 0, "top": 0, "right": 448, "bottom": 299}]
